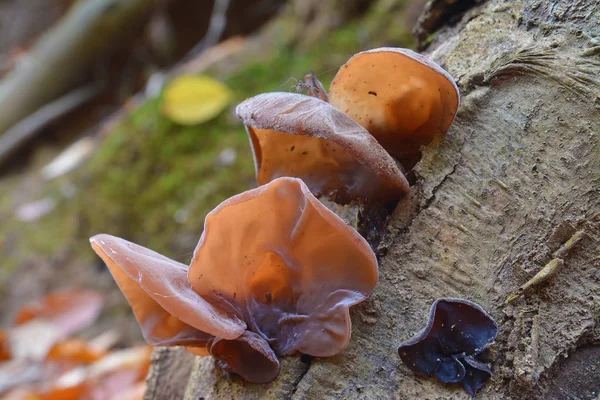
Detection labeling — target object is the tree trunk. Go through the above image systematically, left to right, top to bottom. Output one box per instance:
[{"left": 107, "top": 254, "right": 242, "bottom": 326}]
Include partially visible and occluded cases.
[{"left": 146, "top": 0, "right": 600, "bottom": 398}]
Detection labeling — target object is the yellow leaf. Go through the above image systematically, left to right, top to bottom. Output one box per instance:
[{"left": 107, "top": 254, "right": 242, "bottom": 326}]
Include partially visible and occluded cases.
[{"left": 161, "top": 75, "right": 233, "bottom": 125}]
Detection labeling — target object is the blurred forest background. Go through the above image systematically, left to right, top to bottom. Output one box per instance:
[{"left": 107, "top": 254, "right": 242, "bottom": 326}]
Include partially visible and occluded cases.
[
  {"left": 0, "top": 0, "right": 430, "bottom": 397},
  {"left": 1, "top": 1, "right": 600, "bottom": 399}
]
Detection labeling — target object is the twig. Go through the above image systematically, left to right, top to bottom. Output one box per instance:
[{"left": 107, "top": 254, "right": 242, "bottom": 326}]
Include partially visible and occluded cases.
[
  {"left": 145, "top": 0, "right": 237, "bottom": 98},
  {"left": 179, "top": 0, "right": 231, "bottom": 64},
  {"left": 172, "top": 36, "right": 245, "bottom": 76},
  {"left": 0, "top": 84, "right": 102, "bottom": 165},
  {"left": 506, "top": 230, "right": 587, "bottom": 303}
]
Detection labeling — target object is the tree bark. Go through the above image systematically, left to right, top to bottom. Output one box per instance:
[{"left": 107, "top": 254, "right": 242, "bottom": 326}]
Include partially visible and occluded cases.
[{"left": 146, "top": 0, "right": 600, "bottom": 398}]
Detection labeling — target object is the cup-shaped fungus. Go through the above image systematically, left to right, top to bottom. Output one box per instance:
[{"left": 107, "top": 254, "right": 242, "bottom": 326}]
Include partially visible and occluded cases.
[
  {"left": 236, "top": 47, "right": 459, "bottom": 202},
  {"left": 330, "top": 48, "right": 459, "bottom": 163},
  {"left": 237, "top": 93, "right": 410, "bottom": 203},
  {"left": 90, "top": 177, "right": 377, "bottom": 384},
  {"left": 397, "top": 298, "right": 497, "bottom": 397}
]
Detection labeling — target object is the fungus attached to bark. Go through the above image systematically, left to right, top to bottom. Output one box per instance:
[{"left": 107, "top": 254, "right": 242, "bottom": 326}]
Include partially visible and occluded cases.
[
  {"left": 237, "top": 47, "right": 459, "bottom": 201},
  {"left": 329, "top": 48, "right": 460, "bottom": 163},
  {"left": 236, "top": 93, "right": 409, "bottom": 202},
  {"left": 189, "top": 176, "right": 378, "bottom": 356},
  {"left": 90, "top": 177, "right": 377, "bottom": 383},
  {"left": 397, "top": 298, "right": 497, "bottom": 397},
  {"left": 208, "top": 331, "right": 280, "bottom": 384}
]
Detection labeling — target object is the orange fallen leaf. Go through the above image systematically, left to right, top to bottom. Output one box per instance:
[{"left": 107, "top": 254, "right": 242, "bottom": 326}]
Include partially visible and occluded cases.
[
  {"left": 15, "top": 290, "right": 104, "bottom": 336},
  {"left": 0, "top": 330, "right": 11, "bottom": 361},
  {"left": 46, "top": 340, "right": 106, "bottom": 364},
  {"left": 35, "top": 346, "right": 152, "bottom": 400},
  {"left": 39, "top": 383, "right": 89, "bottom": 400}
]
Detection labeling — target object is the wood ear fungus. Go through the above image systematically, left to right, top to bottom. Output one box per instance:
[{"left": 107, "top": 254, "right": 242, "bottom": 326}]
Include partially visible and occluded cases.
[{"left": 91, "top": 177, "right": 378, "bottom": 383}]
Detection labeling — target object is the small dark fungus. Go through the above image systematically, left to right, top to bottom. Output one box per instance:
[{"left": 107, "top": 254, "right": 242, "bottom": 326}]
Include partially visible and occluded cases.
[
  {"left": 296, "top": 71, "right": 329, "bottom": 102},
  {"left": 398, "top": 298, "right": 497, "bottom": 397},
  {"left": 461, "top": 354, "right": 493, "bottom": 397}
]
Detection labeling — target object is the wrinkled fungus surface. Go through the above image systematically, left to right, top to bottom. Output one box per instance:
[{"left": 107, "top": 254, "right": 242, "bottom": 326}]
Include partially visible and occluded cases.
[
  {"left": 236, "top": 47, "right": 459, "bottom": 202},
  {"left": 237, "top": 93, "right": 409, "bottom": 202},
  {"left": 189, "top": 176, "right": 378, "bottom": 356},
  {"left": 90, "top": 177, "right": 377, "bottom": 383},
  {"left": 397, "top": 298, "right": 497, "bottom": 397}
]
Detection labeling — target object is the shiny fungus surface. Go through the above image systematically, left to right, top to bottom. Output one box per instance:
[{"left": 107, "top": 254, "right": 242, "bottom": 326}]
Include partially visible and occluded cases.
[
  {"left": 237, "top": 47, "right": 459, "bottom": 201},
  {"left": 329, "top": 47, "right": 460, "bottom": 161},
  {"left": 236, "top": 93, "right": 409, "bottom": 202},
  {"left": 90, "top": 177, "right": 377, "bottom": 383},
  {"left": 189, "top": 177, "right": 378, "bottom": 356},
  {"left": 90, "top": 235, "right": 242, "bottom": 346},
  {"left": 397, "top": 298, "right": 497, "bottom": 397}
]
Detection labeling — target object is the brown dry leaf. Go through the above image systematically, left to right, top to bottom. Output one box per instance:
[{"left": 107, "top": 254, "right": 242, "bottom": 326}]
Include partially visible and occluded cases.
[
  {"left": 161, "top": 75, "right": 232, "bottom": 125},
  {"left": 14, "top": 289, "right": 104, "bottom": 337},
  {"left": 0, "top": 330, "right": 11, "bottom": 361},
  {"left": 46, "top": 339, "right": 107, "bottom": 364},
  {"left": 43, "top": 346, "right": 152, "bottom": 399}
]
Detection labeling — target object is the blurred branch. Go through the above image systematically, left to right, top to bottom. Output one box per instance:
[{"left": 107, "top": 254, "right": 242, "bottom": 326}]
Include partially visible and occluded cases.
[
  {"left": 0, "top": 0, "right": 158, "bottom": 157},
  {"left": 181, "top": 0, "right": 231, "bottom": 63},
  {"left": 174, "top": 36, "right": 246, "bottom": 76},
  {"left": 0, "top": 84, "right": 102, "bottom": 165}
]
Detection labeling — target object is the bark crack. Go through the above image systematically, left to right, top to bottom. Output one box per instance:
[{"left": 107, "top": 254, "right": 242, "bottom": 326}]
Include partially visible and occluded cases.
[
  {"left": 405, "top": 119, "right": 476, "bottom": 231},
  {"left": 397, "top": 155, "right": 463, "bottom": 236},
  {"left": 421, "top": 159, "right": 461, "bottom": 214},
  {"left": 285, "top": 356, "right": 313, "bottom": 399}
]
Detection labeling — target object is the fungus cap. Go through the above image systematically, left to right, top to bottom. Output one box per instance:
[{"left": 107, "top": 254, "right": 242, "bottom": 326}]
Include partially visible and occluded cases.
[
  {"left": 329, "top": 47, "right": 460, "bottom": 160},
  {"left": 236, "top": 93, "right": 409, "bottom": 202},
  {"left": 189, "top": 177, "right": 378, "bottom": 356},
  {"left": 90, "top": 234, "right": 246, "bottom": 345},
  {"left": 398, "top": 298, "right": 497, "bottom": 396},
  {"left": 209, "top": 331, "right": 280, "bottom": 384}
]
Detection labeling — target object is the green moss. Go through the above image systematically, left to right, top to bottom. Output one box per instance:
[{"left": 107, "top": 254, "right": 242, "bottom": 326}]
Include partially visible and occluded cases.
[{"left": 74, "top": 98, "right": 255, "bottom": 259}]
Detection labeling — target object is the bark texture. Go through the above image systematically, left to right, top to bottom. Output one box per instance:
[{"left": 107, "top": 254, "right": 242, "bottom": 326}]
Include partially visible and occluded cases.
[{"left": 146, "top": 0, "right": 600, "bottom": 398}]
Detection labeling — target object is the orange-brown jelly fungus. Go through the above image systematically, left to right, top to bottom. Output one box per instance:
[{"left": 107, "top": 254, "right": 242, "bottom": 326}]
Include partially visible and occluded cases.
[
  {"left": 237, "top": 47, "right": 459, "bottom": 199},
  {"left": 329, "top": 48, "right": 459, "bottom": 162},
  {"left": 237, "top": 93, "right": 409, "bottom": 202},
  {"left": 90, "top": 177, "right": 377, "bottom": 383},
  {"left": 189, "top": 177, "right": 378, "bottom": 356},
  {"left": 90, "top": 236, "right": 239, "bottom": 346}
]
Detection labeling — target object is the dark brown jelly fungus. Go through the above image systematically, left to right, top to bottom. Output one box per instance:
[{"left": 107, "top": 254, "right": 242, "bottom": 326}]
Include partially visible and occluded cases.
[{"left": 397, "top": 298, "right": 497, "bottom": 397}]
